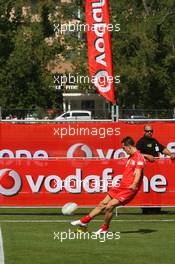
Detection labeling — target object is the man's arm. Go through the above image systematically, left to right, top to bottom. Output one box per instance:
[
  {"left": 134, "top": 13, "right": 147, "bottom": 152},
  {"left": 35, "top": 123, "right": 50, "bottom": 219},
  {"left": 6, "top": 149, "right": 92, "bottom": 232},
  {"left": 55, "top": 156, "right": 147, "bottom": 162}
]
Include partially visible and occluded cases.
[
  {"left": 162, "top": 148, "right": 175, "bottom": 159},
  {"left": 142, "top": 154, "right": 155, "bottom": 162},
  {"left": 129, "top": 168, "right": 142, "bottom": 191}
]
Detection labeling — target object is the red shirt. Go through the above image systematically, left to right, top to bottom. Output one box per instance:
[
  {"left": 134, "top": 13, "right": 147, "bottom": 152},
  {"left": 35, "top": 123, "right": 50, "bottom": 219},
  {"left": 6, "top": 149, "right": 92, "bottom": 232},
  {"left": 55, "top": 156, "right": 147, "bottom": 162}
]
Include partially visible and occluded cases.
[{"left": 120, "top": 150, "right": 145, "bottom": 188}]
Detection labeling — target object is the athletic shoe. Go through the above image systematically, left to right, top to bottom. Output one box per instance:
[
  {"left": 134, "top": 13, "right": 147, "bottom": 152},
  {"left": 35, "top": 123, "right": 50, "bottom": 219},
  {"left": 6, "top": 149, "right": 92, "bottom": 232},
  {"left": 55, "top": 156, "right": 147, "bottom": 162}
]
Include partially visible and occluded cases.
[
  {"left": 70, "top": 219, "right": 88, "bottom": 227},
  {"left": 94, "top": 228, "right": 108, "bottom": 234}
]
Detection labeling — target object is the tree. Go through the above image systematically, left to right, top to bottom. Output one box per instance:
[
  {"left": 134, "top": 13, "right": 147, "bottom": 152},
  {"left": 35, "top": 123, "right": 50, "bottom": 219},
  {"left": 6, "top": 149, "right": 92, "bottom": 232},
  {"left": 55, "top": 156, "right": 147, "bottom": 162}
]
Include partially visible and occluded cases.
[
  {"left": 0, "top": 0, "right": 63, "bottom": 116},
  {"left": 1, "top": 0, "right": 175, "bottom": 115},
  {"left": 63, "top": 0, "right": 175, "bottom": 110},
  {"left": 109, "top": 0, "right": 175, "bottom": 109}
]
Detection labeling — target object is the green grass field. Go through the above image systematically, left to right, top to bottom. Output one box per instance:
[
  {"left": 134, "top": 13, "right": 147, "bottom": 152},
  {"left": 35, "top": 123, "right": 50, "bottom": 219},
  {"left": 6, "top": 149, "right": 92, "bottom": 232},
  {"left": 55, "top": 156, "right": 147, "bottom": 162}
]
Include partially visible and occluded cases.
[{"left": 1, "top": 207, "right": 175, "bottom": 264}]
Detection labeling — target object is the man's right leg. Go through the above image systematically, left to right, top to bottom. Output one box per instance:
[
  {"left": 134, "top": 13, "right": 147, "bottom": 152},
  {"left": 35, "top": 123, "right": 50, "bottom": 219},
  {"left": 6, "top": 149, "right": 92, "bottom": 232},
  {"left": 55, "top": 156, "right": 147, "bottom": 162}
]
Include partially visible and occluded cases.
[
  {"left": 71, "top": 195, "right": 112, "bottom": 227},
  {"left": 89, "top": 195, "right": 112, "bottom": 218},
  {"left": 95, "top": 198, "right": 122, "bottom": 234},
  {"left": 104, "top": 198, "right": 122, "bottom": 226}
]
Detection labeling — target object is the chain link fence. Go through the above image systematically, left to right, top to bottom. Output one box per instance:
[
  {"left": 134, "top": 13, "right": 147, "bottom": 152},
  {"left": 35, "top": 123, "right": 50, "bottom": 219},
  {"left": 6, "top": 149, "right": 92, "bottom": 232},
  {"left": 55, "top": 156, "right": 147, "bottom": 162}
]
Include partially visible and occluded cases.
[
  {"left": 0, "top": 107, "right": 175, "bottom": 121},
  {"left": 119, "top": 109, "right": 175, "bottom": 119}
]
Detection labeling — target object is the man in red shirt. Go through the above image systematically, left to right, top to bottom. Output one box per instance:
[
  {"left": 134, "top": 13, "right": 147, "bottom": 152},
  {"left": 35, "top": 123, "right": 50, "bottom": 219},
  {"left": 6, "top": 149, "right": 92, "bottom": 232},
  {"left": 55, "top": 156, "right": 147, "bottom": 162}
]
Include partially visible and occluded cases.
[{"left": 71, "top": 136, "right": 145, "bottom": 233}]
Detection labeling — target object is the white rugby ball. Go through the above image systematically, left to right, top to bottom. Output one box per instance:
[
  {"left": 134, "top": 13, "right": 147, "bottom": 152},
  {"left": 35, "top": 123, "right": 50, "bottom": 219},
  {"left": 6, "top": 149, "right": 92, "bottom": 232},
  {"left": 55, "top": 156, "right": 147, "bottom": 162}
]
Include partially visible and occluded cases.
[{"left": 61, "top": 202, "right": 78, "bottom": 215}]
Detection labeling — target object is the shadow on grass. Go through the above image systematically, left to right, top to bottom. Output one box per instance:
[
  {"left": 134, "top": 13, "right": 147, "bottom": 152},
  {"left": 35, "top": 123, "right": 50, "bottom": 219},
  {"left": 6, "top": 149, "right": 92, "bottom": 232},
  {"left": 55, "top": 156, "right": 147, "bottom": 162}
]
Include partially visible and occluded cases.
[
  {"left": 116, "top": 211, "right": 171, "bottom": 215},
  {"left": 120, "top": 229, "right": 157, "bottom": 234}
]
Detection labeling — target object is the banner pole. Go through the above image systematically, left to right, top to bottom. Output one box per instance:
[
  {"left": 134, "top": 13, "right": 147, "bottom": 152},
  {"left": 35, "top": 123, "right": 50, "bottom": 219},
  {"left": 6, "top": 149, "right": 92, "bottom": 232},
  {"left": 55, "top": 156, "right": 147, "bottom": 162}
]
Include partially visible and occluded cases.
[
  {"left": 111, "top": 104, "right": 114, "bottom": 121},
  {"left": 116, "top": 105, "right": 119, "bottom": 122},
  {"left": 0, "top": 106, "right": 2, "bottom": 121}
]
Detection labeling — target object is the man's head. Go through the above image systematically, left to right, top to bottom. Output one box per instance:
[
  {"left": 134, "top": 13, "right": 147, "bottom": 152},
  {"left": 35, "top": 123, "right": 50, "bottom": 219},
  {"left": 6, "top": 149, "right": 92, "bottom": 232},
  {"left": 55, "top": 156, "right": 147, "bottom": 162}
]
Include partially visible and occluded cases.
[
  {"left": 144, "top": 124, "right": 153, "bottom": 138},
  {"left": 121, "top": 136, "right": 136, "bottom": 155}
]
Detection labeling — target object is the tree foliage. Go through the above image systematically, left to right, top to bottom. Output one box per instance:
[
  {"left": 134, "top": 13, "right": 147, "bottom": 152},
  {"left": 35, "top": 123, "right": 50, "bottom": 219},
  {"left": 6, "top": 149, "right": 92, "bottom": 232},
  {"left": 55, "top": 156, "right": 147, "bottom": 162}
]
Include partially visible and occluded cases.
[
  {"left": 0, "top": 0, "right": 175, "bottom": 114},
  {"left": 0, "top": 0, "right": 62, "bottom": 114},
  {"left": 60, "top": 0, "right": 175, "bottom": 109},
  {"left": 109, "top": 0, "right": 175, "bottom": 109}
]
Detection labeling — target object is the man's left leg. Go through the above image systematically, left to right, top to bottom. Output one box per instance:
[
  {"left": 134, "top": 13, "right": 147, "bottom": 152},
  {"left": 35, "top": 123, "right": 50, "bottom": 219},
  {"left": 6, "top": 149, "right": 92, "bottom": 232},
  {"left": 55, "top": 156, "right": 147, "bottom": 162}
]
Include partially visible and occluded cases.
[{"left": 71, "top": 195, "right": 112, "bottom": 227}]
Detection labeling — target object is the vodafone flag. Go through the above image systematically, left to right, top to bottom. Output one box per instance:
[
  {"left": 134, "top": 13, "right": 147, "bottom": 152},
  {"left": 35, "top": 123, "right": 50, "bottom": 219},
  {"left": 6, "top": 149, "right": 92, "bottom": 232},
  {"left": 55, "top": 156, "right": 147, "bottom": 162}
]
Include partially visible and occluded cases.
[{"left": 85, "top": 0, "right": 115, "bottom": 104}]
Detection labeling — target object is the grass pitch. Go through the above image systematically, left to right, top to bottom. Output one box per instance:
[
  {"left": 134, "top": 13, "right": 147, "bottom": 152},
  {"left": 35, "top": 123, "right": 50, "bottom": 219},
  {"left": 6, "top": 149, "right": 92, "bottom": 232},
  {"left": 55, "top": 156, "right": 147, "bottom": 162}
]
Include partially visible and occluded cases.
[{"left": 0, "top": 208, "right": 175, "bottom": 264}]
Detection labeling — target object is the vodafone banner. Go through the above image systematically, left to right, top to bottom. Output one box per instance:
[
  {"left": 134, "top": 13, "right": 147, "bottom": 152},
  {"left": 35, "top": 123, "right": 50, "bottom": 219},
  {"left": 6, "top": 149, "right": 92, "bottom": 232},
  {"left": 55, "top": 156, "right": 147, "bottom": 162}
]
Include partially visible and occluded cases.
[
  {"left": 85, "top": 0, "right": 115, "bottom": 104},
  {"left": 1, "top": 121, "right": 175, "bottom": 207},
  {"left": 0, "top": 122, "right": 175, "bottom": 159},
  {"left": 0, "top": 159, "right": 175, "bottom": 207}
]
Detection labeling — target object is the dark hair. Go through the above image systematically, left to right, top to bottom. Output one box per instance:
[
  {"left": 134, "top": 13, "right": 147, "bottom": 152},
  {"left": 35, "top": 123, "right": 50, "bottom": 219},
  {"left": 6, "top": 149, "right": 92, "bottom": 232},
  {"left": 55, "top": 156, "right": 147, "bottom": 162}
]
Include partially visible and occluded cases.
[{"left": 121, "top": 136, "right": 135, "bottom": 146}]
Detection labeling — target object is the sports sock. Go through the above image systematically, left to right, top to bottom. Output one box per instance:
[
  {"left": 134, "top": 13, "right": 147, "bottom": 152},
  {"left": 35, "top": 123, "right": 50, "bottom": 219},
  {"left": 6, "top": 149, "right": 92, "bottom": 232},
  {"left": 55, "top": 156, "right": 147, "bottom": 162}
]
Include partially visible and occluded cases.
[
  {"left": 80, "top": 215, "right": 92, "bottom": 223},
  {"left": 101, "top": 224, "right": 109, "bottom": 231}
]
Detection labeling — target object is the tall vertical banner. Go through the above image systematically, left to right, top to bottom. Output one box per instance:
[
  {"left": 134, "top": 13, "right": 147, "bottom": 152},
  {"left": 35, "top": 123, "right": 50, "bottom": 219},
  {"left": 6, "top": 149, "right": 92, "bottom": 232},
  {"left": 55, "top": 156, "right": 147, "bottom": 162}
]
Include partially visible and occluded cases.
[{"left": 85, "top": 0, "right": 115, "bottom": 104}]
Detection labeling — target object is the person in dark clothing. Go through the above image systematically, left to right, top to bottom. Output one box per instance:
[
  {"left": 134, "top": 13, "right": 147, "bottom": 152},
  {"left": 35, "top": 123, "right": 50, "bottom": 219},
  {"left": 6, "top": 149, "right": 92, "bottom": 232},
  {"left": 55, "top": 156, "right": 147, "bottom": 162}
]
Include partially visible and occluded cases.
[{"left": 136, "top": 124, "right": 175, "bottom": 214}]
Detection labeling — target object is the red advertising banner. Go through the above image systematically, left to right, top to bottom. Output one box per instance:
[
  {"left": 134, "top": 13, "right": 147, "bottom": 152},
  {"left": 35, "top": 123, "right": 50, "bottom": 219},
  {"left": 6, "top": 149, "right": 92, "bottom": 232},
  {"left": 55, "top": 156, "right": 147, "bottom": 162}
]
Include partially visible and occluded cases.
[
  {"left": 85, "top": 0, "right": 115, "bottom": 103},
  {"left": 0, "top": 122, "right": 175, "bottom": 160},
  {"left": 0, "top": 122, "right": 175, "bottom": 207},
  {"left": 0, "top": 158, "right": 175, "bottom": 207}
]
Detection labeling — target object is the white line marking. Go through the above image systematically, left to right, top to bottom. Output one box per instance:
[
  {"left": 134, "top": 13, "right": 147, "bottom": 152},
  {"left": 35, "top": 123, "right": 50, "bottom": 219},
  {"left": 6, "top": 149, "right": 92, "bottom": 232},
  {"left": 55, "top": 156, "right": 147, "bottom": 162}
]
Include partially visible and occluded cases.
[
  {"left": 0, "top": 219, "right": 175, "bottom": 223},
  {"left": 0, "top": 227, "right": 5, "bottom": 264}
]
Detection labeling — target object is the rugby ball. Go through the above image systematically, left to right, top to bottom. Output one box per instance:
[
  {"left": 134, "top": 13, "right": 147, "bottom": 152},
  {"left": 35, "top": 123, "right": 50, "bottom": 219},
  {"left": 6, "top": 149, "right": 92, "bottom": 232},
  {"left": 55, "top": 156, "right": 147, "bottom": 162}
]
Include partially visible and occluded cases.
[{"left": 61, "top": 202, "right": 78, "bottom": 215}]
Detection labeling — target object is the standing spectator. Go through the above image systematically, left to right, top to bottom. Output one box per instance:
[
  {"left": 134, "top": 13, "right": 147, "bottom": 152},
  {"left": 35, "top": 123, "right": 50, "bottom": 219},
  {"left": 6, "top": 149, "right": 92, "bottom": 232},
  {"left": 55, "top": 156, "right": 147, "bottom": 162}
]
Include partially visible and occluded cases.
[{"left": 136, "top": 124, "right": 175, "bottom": 214}]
